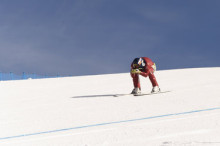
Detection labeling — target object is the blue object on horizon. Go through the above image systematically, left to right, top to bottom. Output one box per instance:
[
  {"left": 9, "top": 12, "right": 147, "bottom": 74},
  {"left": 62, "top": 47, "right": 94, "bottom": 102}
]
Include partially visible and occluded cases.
[{"left": 0, "top": 72, "right": 62, "bottom": 81}]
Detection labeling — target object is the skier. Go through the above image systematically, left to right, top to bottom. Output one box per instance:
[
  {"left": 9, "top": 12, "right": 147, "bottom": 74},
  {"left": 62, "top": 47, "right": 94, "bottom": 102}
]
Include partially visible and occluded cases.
[{"left": 130, "top": 57, "right": 160, "bottom": 95}]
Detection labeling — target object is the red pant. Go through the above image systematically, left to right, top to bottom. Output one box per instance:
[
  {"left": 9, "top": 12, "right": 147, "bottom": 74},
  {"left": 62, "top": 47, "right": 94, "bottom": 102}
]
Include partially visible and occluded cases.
[{"left": 131, "top": 68, "right": 159, "bottom": 88}]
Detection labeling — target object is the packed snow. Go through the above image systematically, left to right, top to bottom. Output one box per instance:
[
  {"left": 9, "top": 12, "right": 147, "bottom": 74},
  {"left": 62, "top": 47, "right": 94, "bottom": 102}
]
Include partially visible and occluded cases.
[{"left": 0, "top": 67, "right": 220, "bottom": 146}]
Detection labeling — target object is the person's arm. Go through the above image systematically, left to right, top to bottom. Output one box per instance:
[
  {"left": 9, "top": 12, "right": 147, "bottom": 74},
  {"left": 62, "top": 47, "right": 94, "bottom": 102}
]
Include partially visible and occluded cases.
[{"left": 140, "top": 70, "right": 150, "bottom": 77}]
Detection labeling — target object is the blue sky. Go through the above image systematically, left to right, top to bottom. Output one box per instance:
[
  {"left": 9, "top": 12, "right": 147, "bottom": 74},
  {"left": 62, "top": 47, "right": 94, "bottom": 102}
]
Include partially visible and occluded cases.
[{"left": 0, "top": 0, "right": 219, "bottom": 76}]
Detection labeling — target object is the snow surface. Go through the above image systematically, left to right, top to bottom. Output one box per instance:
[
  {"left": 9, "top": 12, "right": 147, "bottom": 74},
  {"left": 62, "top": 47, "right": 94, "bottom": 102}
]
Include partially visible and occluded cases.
[{"left": 0, "top": 67, "right": 220, "bottom": 146}]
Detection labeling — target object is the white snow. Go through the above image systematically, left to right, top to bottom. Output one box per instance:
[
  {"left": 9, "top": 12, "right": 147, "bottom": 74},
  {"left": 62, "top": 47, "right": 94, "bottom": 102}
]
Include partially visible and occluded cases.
[{"left": 0, "top": 67, "right": 220, "bottom": 146}]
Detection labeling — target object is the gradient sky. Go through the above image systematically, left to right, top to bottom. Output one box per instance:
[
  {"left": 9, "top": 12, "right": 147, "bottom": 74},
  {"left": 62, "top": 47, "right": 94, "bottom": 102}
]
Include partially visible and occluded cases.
[{"left": 0, "top": 0, "right": 219, "bottom": 76}]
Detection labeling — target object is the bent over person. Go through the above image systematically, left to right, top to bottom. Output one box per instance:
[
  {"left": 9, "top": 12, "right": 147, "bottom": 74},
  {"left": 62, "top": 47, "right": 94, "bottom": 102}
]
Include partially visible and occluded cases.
[{"left": 130, "top": 57, "right": 160, "bottom": 95}]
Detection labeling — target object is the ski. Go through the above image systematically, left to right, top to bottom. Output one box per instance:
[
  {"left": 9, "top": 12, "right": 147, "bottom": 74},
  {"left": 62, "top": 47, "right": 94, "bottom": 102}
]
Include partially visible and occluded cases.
[
  {"left": 114, "top": 91, "right": 171, "bottom": 97},
  {"left": 134, "top": 91, "right": 171, "bottom": 96},
  {"left": 113, "top": 93, "right": 132, "bottom": 97}
]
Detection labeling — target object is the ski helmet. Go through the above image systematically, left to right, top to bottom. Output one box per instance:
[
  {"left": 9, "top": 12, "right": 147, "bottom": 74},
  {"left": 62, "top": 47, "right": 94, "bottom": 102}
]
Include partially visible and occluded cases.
[{"left": 132, "top": 58, "right": 145, "bottom": 69}]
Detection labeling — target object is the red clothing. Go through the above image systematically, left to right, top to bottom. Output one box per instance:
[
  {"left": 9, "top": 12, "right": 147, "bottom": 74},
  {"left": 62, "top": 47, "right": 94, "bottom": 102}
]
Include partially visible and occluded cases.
[{"left": 130, "top": 57, "right": 159, "bottom": 88}]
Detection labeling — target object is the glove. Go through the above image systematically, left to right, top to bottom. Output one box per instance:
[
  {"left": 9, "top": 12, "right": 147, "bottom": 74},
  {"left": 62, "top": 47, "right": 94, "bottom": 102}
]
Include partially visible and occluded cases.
[{"left": 131, "top": 69, "right": 141, "bottom": 74}]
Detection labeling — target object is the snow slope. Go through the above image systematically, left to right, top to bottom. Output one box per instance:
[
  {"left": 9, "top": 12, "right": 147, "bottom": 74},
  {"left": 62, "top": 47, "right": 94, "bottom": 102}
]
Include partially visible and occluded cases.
[{"left": 0, "top": 67, "right": 220, "bottom": 146}]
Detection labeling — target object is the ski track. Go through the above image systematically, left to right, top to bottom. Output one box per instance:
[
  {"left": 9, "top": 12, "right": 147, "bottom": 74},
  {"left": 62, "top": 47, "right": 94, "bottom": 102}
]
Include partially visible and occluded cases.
[{"left": 1, "top": 107, "right": 220, "bottom": 141}]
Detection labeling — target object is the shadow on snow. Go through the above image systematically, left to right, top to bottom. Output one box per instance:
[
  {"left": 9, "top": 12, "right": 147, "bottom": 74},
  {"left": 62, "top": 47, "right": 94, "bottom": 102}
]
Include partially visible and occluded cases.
[{"left": 72, "top": 94, "right": 117, "bottom": 98}]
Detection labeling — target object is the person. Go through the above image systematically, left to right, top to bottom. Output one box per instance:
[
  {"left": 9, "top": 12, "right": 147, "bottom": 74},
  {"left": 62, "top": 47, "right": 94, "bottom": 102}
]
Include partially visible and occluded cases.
[{"left": 130, "top": 57, "right": 160, "bottom": 95}]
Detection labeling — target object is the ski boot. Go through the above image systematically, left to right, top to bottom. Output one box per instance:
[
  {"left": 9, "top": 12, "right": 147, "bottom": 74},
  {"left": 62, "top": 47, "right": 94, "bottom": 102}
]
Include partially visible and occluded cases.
[
  {"left": 151, "top": 86, "right": 160, "bottom": 93},
  {"left": 131, "top": 88, "right": 141, "bottom": 95}
]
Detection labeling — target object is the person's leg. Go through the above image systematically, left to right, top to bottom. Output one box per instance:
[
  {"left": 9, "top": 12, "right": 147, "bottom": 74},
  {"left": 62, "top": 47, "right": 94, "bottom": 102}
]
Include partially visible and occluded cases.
[
  {"left": 148, "top": 69, "right": 159, "bottom": 87},
  {"left": 148, "top": 69, "right": 160, "bottom": 93},
  {"left": 130, "top": 73, "right": 141, "bottom": 94},
  {"left": 131, "top": 73, "right": 141, "bottom": 88}
]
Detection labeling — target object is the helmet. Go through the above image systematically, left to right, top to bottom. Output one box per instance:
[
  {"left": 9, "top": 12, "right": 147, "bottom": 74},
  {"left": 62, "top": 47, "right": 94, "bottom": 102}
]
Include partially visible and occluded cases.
[{"left": 132, "top": 58, "right": 145, "bottom": 69}]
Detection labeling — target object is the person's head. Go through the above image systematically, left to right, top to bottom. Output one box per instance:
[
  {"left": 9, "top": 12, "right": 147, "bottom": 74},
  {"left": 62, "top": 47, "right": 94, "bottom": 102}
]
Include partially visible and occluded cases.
[{"left": 132, "top": 58, "right": 145, "bottom": 69}]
